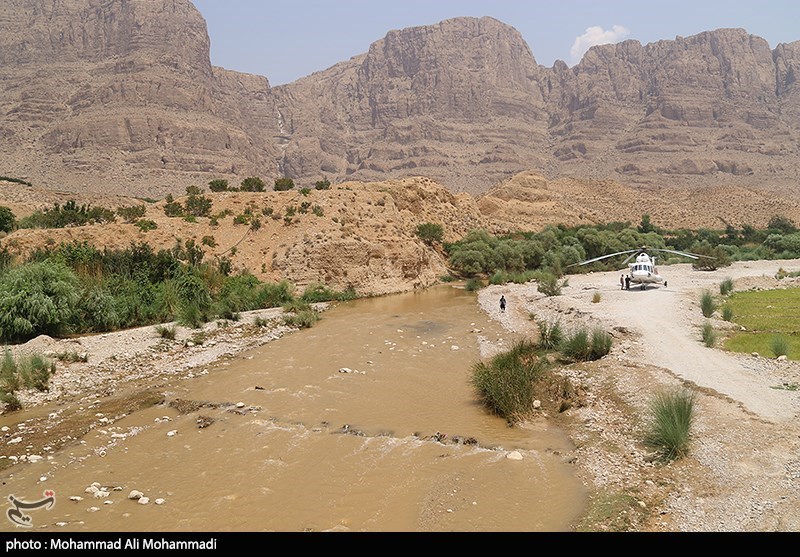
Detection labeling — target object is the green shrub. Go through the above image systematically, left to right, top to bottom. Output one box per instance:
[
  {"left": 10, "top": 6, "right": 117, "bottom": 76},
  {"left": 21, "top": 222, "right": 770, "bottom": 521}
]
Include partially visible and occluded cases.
[
  {"left": 240, "top": 177, "right": 266, "bottom": 192},
  {"left": 273, "top": 178, "right": 295, "bottom": 192},
  {"left": 208, "top": 179, "right": 229, "bottom": 192},
  {"left": 314, "top": 179, "right": 331, "bottom": 190},
  {"left": 300, "top": 188, "right": 311, "bottom": 196},
  {"left": 184, "top": 193, "right": 212, "bottom": 217},
  {"left": 163, "top": 195, "right": 184, "bottom": 217},
  {"left": 18, "top": 200, "right": 116, "bottom": 229},
  {"left": 116, "top": 205, "right": 146, "bottom": 223},
  {"left": 312, "top": 205, "right": 324, "bottom": 217},
  {"left": 0, "top": 206, "right": 15, "bottom": 233},
  {"left": 135, "top": 219, "right": 157, "bottom": 232},
  {"left": 415, "top": 222, "right": 444, "bottom": 245},
  {"left": 201, "top": 235, "right": 217, "bottom": 248},
  {"left": 0, "top": 260, "right": 81, "bottom": 342},
  {"left": 537, "top": 271, "right": 567, "bottom": 297},
  {"left": 719, "top": 277, "right": 734, "bottom": 296},
  {"left": 464, "top": 278, "right": 483, "bottom": 292},
  {"left": 256, "top": 281, "right": 294, "bottom": 308},
  {"left": 300, "top": 283, "right": 356, "bottom": 303},
  {"left": 76, "top": 287, "right": 120, "bottom": 332},
  {"left": 700, "top": 290, "right": 717, "bottom": 318},
  {"left": 592, "top": 292, "right": 601, "bottom": 303},
  {"left": 282, "top": 299, "right": 312, "bottom": 314},
  {"left": 722, "top": 306, "right": 734, "bottom": 322},
  {"left": 283, "top": 309, "right": 319, "bottom": 329},
  {"left": 536, "top": 320, "right": 563, "bottom": 351},
  {"left": 701, "top": 322, "right": 716, "bottom": 347},
  {"left": 155, "top": 324, "right": 176, "bottom": 340},
  {"left": 560, "top": 327, "right": 612, "bottom": 361},
  {"left": 590, "top": 328, "right": 613, "bottom": 359},
  {"left": 560, "top": 329, "right": 591, "bottom": 361},
  {"left": 771, "top": 335, "right": 790, "bottom": 358},
  {"left": 470, "top": 339, "right": 546, "bottom": 424},
  {"left": 0, "top": 350, "right": 55, "bottom": 395},
  {"left": 1, "top": 350, "right": 21, "bottom": 393},
  {"left": 55, "top": 351, "right": 88, "bottom": 363},
  {"left": 18, "top": 353, "right": 54, "bottom": 391},
  {"left": 644, "top": 388, "right": 696, "bottom": 461},
  {"left": 0, "top": 391, "right": 21, "bottom": 411}
]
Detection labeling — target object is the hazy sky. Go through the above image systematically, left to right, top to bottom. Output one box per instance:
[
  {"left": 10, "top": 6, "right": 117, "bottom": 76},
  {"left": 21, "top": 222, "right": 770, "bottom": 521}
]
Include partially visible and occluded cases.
[{"left": 192, "top": 1, "right": 799, "bottom": 86}]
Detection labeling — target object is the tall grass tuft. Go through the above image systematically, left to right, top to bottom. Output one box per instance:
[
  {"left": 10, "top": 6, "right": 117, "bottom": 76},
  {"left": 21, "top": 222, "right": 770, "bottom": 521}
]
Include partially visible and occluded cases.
[
  {"left": 719, "top": 277, "right": 734, "bottom": 296},
  {"left": 464, "top": 278, "right": 483, "bottom": 292},
  {"left": 700, "top": 290, "right": 717, "bottom": 318},
  {"left": 592, "top": 292, "right": 602, "bottom": 303},
  {"left": 721, "top": 306, "right": 734, "bottom": 322},
  {"left": 283, "top": 309, "right": 319, "bottom": 329},
  {"left": 536, "top": 320, "right": 563, "bottom": 351},
  {"left": 701, "top": 322, "right": 716, "bottom": 347},
  {"left": 155, "top": 324, "right": 176, "bottom": 340},
  {"left": 560, "top": 327, "right": 613, "bottom": 361},
  {"left": 589, "top": 328, "right": 613, "bottom": 359},
  {"left": 770, "top": 335, "right": 789, "bottom": 358},
  {"left": 470, "top": 339, "right": 546, "bottom": 424},
  {"left": 1, "top": 350, "right": 55, "bottom": 411},
  {"left": 18, "top": 353, "right": 54, "bottom": 392},
  {"left": 644, "top": 388, "right": 696, "bottom": 461}
]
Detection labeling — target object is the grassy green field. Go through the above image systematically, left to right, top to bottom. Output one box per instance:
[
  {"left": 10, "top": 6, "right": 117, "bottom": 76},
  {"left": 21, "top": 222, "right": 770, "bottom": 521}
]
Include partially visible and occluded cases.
[{"left": 722, "top": 287, "right": 800, "bottom": 359}]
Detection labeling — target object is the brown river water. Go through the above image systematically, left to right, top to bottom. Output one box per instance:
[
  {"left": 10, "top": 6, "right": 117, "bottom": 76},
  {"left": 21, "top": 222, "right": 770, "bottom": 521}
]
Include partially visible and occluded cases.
[{"left": 1, "top": 286, "right": 587, "bottom": 532}]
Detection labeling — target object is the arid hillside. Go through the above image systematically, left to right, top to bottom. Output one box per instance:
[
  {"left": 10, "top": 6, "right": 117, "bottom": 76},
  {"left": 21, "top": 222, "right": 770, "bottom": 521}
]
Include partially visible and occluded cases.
[
  {"left": 3, "top": 171, "right": 799, "bottom": 296},
  {"left": 0, "top": 177, "right": 488, "bottom": 295}
]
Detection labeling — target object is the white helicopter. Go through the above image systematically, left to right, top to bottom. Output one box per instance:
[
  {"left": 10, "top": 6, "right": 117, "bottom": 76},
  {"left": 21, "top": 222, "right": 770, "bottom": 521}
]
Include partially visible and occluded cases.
[{"left": 568, "top": 247, "right": 713, "bottom": 290}]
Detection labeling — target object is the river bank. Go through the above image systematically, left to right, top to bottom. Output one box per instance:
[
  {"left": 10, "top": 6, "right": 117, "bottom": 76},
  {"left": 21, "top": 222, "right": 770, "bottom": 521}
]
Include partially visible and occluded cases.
[{"left": 478, "top": 258, "right": 800, "bottom": 531}]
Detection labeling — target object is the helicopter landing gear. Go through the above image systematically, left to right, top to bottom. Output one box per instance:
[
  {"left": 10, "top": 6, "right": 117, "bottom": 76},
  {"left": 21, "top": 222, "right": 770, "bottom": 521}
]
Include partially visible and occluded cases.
[{"left": 664, "top": 281, "right": 668, "bottom": 288}]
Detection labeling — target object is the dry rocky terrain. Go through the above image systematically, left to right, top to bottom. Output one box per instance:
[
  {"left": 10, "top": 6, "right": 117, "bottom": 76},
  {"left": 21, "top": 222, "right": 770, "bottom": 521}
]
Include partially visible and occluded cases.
[{"left": 479, "top": 259, "right": 800, "bottom": 531}]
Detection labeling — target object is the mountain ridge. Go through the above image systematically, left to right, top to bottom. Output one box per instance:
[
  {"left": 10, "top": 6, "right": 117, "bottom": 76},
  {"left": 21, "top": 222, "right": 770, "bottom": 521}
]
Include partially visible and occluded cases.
[{"left": 0, "top": 1, "right": 797, "bottom": 203}]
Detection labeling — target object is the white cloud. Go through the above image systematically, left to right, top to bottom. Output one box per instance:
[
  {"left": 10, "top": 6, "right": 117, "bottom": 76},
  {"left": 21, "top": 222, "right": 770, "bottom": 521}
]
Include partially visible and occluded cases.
[{"left": 570, "top": 25, "right": 630, "bottom": 64}]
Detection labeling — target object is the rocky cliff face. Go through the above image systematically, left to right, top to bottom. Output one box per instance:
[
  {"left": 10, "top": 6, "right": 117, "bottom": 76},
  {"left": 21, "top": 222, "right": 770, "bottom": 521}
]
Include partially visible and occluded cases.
[
  {"left": 0, "top": 0, "right": 280, "bottom": 197},
  {"left": 0, "top": 1, "right": 798, "bottom": 203},
  {"left": 275, "top": 23, "right": 800, "bottom": 197}
]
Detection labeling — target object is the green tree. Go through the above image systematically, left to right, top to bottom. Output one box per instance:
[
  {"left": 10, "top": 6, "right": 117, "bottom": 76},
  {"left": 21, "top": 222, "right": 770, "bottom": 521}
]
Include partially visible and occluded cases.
[
  {"left": 240, "top": 177, "right": 266, "bottom": 192},
  {"left": 274, "top": 178, "right": 295, "bottom": 192},
  {"left": 208, "top": 179, "right": 229, "bottom": 192},
  {"left": 0, "top": 206, "right": 15, "bottom": 233},
  {"left": 638, "top": 214, "right": 654, "bottom": 234},
  {"left": 767, "top": 215, "right": 797, "bottom": 235},
  {"left": 415, "top": 223, "right": 444, "bottom": 245},
  {"left": 0, "top": 261, "right": 81, "bottom": 342}
]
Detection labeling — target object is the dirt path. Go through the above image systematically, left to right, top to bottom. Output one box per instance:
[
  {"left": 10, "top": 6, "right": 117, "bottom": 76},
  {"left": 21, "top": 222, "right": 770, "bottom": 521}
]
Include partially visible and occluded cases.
[{"left": 483, "top": 259, "right": 800, "bottom": 424}]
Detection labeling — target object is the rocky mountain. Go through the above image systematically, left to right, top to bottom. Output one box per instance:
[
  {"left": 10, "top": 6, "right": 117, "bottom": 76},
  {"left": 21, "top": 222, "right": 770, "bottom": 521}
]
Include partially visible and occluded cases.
[{"left": 0, "top": 0, "right": 798, "bottom": 205}]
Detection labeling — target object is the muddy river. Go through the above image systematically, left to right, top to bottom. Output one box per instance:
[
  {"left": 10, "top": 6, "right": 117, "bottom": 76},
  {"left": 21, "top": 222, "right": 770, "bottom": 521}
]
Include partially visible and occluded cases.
[{"left": 1, "top": 286, "right": 587, "bottom": 532}]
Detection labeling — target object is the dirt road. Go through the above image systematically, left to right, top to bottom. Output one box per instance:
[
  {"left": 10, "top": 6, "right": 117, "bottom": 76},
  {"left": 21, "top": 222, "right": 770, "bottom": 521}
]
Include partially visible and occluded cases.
[{"left": 479, "top": 258, "right": 800, "bottom": 531}]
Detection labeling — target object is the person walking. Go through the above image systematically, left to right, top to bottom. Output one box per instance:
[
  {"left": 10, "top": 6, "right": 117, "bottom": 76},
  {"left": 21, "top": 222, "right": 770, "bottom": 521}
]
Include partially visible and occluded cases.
[
  {"left": 620, "top": 275, "right": 625, "bottom": 290},
  {"left": 625, "top": 275, "right": 630, "bottom": 290},
  {"left": 499, "top": 295, "right": 506, "bottom": 313}
]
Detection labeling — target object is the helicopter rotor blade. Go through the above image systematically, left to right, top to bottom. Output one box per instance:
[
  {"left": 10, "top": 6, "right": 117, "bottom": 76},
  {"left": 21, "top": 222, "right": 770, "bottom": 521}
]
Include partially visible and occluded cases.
[
  {"left": 649, "top": 248, "right": 716, "bottom": 260},
  {"left": 566, "top": 250, "right": 640, "bottom": 267},
  {"left": 622, "top": 252, "right": 639, "bottom": 265}
]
